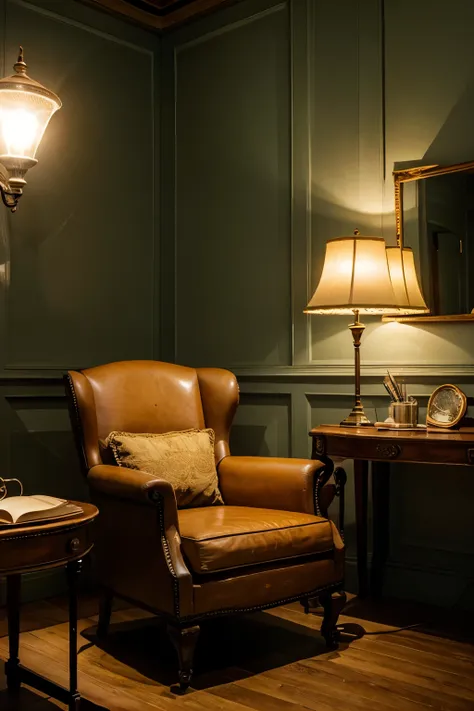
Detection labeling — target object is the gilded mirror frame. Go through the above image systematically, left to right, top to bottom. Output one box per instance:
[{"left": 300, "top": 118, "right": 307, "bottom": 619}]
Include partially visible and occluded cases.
[{"left": 383, "top": 159, "right": 474, "bottom": 323}]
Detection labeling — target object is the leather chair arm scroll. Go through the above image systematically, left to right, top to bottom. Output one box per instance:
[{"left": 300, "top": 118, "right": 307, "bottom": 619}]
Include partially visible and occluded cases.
[
  {"left": 218, "top": 456, "right": 335, "bottom": 517},
  {"left": 88, "top": 465, "right": 179, "bottom": 530},
  {"left": 88, "top": 465, "right": 193, "bottom": 617}
]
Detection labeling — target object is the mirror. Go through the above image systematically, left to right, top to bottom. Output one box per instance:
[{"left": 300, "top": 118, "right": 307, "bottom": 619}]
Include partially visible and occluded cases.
[{"left": 388, "top": 160, "right": 474, "bottom": 322}]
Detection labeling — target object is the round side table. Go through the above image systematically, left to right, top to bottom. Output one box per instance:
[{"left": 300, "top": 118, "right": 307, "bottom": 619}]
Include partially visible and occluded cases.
[{"left": 0, "top": 501, "right": 98, "bottom": 710}]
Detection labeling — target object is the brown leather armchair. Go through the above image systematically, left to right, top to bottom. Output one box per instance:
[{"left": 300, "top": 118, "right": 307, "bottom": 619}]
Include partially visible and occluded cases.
[{"left": 65, "top": 360, "right": 346, "bottom": 691}]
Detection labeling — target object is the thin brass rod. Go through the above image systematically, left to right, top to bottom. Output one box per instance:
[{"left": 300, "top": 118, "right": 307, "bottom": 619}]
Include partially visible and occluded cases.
[
  {"left": 353, "top": 309, "right": 361, "bottom": 409},
  {"left": 340, "top": 310, "right": 371, "bottom": 426}
]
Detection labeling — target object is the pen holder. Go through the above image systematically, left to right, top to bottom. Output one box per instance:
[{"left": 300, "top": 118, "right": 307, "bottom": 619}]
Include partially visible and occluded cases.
[{"left": 388, "top": 400, "right": 418, "bottom": 426}]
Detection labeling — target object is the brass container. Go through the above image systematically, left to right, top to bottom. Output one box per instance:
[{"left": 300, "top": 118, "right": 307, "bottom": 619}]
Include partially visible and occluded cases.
[{"left": 388, "top": 400, "right": 418, "bottom": 426}]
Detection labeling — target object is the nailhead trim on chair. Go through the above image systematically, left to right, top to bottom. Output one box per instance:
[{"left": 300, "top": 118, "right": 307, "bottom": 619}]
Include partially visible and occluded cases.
[
  {"left": 66, "top": 371, "right": 345, "bottom": 623},
  {"left": 65, "top": 373, "right": 89, "bottom": 476},
  {"left": 66, "top": 373, "right": 184, "bottom": 618},
  {"left": 313, "top": 459, "right": 334, "bottom": 517},
  {"left": 150, "top": 488, "right": 343, "bottom": 621},
  {"left": 148, "top": 489, "right": 182, "bottom": 617},
  {"left": 178, "top": 580, "right": 344, "bottom": 624}
]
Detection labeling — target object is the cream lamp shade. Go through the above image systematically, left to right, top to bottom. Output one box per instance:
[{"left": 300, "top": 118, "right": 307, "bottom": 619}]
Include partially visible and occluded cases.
[
  {"left": 303, "top": 232, "right": 418, "bottom": 427},
  {"left": 304, "top": 235, "right": 401, "bottom": 314},
  {"left": 385, "top": 246, "right": 429, "bottom": 314}
]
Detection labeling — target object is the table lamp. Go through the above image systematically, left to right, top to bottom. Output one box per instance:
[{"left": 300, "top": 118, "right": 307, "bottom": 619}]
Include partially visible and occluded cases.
[
  {"left": 304, "top": 230, "right": 426, "bottom": 427},
  {"left": 385, "top": 246, "right": 429, "bottom": 315}
]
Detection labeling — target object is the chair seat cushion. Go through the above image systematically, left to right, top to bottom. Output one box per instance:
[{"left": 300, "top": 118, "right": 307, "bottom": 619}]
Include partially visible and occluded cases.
[{"left": 178, "top": 506, "right": 335, "bottom": 574}]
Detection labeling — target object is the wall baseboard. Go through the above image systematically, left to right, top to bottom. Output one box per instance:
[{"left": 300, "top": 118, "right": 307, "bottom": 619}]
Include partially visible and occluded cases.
[{"left": 345, "top": 557, "right": 474, "bottom": 611}]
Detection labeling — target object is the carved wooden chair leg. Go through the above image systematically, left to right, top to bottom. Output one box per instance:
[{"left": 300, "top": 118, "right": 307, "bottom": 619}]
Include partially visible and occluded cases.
[
  {"left": 97, "top": 590, "right": 113, "bottom": 639},
  {"left": 319, "top": 590, "right": 346, "bottom": 649},
  {"left": 300, "top": 596, "right": 320, "bottom": 614},
  {"left": 300, "top": 598, "right": 310, "bottom": 614},
  {"left": 167, "top": 623, "right": 200, "bottom": 693}
]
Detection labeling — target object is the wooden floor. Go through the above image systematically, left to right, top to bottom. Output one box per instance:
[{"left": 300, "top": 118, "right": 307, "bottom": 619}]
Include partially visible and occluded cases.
[{"left": 0, "top": 593, "right": 473, "bottom": 711}]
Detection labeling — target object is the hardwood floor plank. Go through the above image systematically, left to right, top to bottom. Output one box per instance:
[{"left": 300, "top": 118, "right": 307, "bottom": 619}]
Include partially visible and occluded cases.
[
  {"left": 0, "top": 596, "right": 473, "bottom": 711},
  {"left": 0, "top": 600, "right": 71, "bottom": 638},
  {"left": 275, "top": 603, "right": 399, "bottom": 635},
  {"left": 372, "top": 628, "right": 474, "bottom": 663},
  {"left": 352, "top": 634, "right": 474, "bottom": 676},
  {"left": 0, "top": 635, "right": 175, "bottom": 711},
  {"left": 341, "top": 645, "right": 474, "bottom": 698},
  {"left": 326, "top": 654, "right": 474, "bottom": 709},
  {"left": 298, "top": 658, "right": 473, "bottom": 711},
  {"left": 256, "top": 663, "right": 431, "bottom": 711},
  {"left": 235, "top": 675, "right": 339, "bottom": 711},
  {"left": 209, "top": 682, "right": 315, "bottom": 711}
]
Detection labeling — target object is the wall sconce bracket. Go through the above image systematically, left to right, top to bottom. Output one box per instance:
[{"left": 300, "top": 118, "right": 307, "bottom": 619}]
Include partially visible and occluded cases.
[{"left": 0, "top": 158, "right": 37, "bottom": 212}]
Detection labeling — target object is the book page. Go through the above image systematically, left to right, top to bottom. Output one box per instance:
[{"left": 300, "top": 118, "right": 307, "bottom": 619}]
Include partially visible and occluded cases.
[{"left": 0, "top": 495, "right": 66, "bottom": 523}]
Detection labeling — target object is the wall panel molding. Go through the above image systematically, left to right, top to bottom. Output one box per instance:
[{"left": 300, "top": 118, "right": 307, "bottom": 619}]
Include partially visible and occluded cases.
[
  {"left": 3, "top": 0, "right": 158, "bottom": 372},
  {"left": 11, "top": 0, "right": 156, "bottom": 53},
  {"left": 160, "top": 0, "right": 474, "bottom": 609},
  {"left": 170, "top": 0, "right": 291, "bottom": 367},
  {"left": 290, "top": 0, "right": 312, "bottom": 366},
  {"left": 175, "top": 1, "right": 286, "bottom": 53},
  {"left": 1, "top": 362, "right": 473, "bottom": 382},
  {"left": 233, "top": 364, "right": 474, "bottom": 379},
  {"left": 231, "top": 391, "right": 291, "bottom": 457}
]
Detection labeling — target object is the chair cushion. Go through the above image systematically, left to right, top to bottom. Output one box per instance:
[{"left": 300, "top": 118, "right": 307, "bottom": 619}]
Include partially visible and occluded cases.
[
  {"left": 106, "top": 429, "right": 223, "bottom": 508},
  {"left": 178, "top": 506, "right": 335, "bottom": 574}
]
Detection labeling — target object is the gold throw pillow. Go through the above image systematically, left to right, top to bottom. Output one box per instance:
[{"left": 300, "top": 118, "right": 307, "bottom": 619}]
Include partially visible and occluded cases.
[{"left": 105, "top": 429, "right": 223, "bottom": 508}]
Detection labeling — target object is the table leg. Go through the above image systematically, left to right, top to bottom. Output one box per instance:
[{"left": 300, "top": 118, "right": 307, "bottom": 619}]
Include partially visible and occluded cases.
[
  {"left": 354, "top": 460, "right": 369, "bottom": 598},
  {"left": 371, "top": 462, "right": 391, "bottom": 597},
  {"left": 67, "top": 559, "right": 82, "bottom": 711},
  {"left": 5, "top": 574, "right": 21, "bottom": 691}
]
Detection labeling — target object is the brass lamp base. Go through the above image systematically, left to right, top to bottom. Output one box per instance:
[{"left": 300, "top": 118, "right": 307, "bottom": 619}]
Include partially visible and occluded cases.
[
  {"left": 340, "top": 309, "right": 372, "bottom": 428},
  {"left": 340, "top": 405, "right": 372, "bottom": 427}
]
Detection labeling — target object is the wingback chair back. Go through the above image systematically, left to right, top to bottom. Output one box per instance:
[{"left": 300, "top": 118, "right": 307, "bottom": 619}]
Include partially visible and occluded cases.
[
  {"left": 65, "top": 359, "right": 346, "bottom": 693},
  {"left": 67, "top": 360, "right": 239, "bottom": 474}
]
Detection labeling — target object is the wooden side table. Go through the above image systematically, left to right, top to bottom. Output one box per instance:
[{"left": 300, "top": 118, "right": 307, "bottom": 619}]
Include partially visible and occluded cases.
[
  {"left": 309, "top": 425, "right": 474, "bottom": 597},
  {"left": 0, "top": 502, "right": 98, "bottom": 710}
]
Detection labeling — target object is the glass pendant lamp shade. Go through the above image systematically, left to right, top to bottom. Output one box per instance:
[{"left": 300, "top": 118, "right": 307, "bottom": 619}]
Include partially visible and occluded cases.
[
  {"left": 0, "top": 47, "right": 61, "bottom": 211},
  {"left": 0, "top": 48, "right": 61, "bottom": 161},
  {"left": 0, "top": 89, "right": 59, "bottom": 159},
  {"left": 304, "top": 234, "right": 401, "bottom": 315},
  {"left": 385, "top": 246, "right": 429, "bottom": 314}
]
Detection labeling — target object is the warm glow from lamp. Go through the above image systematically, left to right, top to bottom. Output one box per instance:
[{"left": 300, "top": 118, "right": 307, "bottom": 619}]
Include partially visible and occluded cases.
[
  {"left": 0, "top": 47, "right": 61, "bottom": 211},
  {"left": 0, "top": 91, "right": 59, "bottom": 160},
  {"left": 2, "top": 108, "right": 38, "bottom": 155},
  {"left": 304, "top": 231, "right": 410, "bottom": 427},
  {"left": 304, "top": 234, "right": 401, "bottom": 315},
  {"left": 385, "top": 246, "right": 429, "bottom": 314}
]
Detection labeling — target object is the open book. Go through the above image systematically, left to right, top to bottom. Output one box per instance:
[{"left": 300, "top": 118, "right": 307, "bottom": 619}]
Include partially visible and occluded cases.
[{"left": 0, "top": 495, "right": 82, "bottom": 525}]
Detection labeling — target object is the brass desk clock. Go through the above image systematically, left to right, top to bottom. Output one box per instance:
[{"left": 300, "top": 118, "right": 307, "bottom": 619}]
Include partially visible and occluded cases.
[{"left": 427, "top": 384, "right": 467, "bottom": 428}]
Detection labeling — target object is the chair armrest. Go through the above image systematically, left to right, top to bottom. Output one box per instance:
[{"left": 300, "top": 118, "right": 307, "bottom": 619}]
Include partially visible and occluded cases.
[
  {"left": 218, "top": 456, "right": 334, "bottom": 516},
  {"left": 88, "top": 464, "right": 178, "bottom": 528},
  {"left": 88, "top": 464, "right": 174, "bottom": 503},
  {"left": 88, "top": 465, "right": 193, "bottom": 616}
]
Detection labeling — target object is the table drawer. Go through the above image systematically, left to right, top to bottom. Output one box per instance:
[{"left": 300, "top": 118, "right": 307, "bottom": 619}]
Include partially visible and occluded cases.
[
  {"left": 313, "top": 434, "right": 474, "bottom": 466},
  {"left": 0, "top": 522, "right": 94, "bottom": 575}
]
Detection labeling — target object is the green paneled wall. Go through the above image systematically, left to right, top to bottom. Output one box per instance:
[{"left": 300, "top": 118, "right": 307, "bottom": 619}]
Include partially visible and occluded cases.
[
  {"left": 0, "top": 0, "right": 160, "bottom": 601},
  {"left": 1, "top": 0, "right": 474, "bottom": 610},
  {"left": 161, "top": 0, "right": 474, "bottom": 608},
  {"left": 174, "top": 2, "right": 291, "bottom": 367}
]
